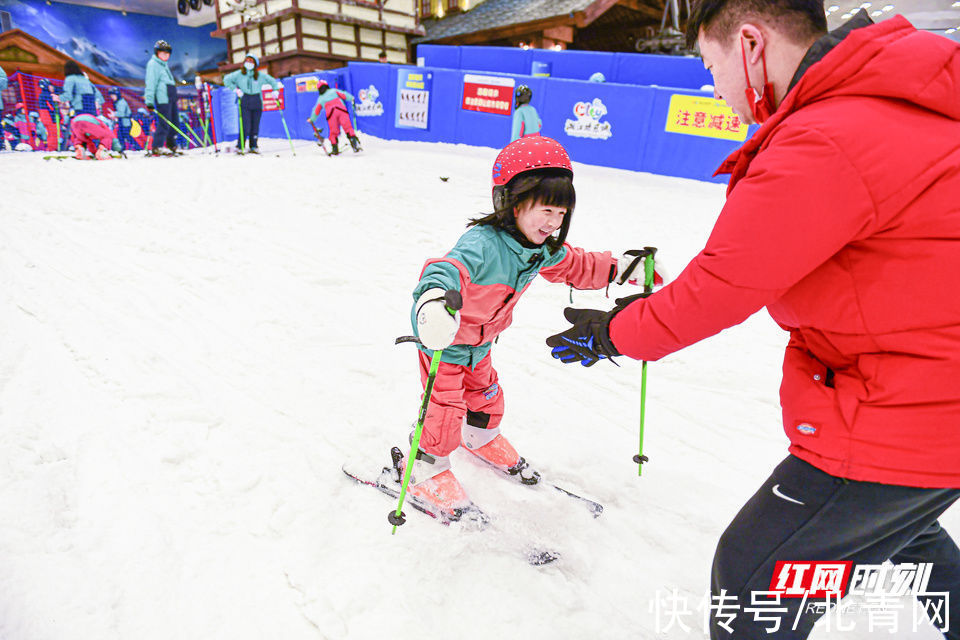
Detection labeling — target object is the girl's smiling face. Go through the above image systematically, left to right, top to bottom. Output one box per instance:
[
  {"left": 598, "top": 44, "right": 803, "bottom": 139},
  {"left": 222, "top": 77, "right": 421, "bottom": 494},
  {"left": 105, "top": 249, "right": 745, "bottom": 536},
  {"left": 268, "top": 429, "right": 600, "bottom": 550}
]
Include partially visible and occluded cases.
[{"left": 515, "top": 199, "right": 567, "bottom": 245}]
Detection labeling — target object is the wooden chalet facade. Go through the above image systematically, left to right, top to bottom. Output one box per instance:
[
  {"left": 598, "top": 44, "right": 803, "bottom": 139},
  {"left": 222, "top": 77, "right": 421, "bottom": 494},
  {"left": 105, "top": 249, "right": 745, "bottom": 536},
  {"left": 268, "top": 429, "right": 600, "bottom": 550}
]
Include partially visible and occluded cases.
[
  {"left": 211, "top": 0, "right": 426, "bottom": 76},
  {"left": 415, "top": 0, "right": 672, "bottom": 54},
  {"left": 0, "top": 29, "right": 115, "bottom": 85}
]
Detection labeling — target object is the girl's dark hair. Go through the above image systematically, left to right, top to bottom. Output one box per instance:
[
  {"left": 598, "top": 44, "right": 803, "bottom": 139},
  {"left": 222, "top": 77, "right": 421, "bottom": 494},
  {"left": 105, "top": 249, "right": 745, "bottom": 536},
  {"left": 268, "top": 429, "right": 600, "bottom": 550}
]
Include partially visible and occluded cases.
[
  {"left": 64, "top": 61, "right": 81, "bottom": 77},
  {"left": 468, "top": 168, "right": 575, "bottom": 254}
]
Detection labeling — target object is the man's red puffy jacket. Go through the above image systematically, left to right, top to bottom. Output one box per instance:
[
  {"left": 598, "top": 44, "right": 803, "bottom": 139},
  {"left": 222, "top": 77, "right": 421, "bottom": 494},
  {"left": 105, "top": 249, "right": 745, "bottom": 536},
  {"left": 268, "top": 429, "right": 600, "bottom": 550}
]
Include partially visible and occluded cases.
[{"left": 609, "top": 15, "right": 960, "bottom": 487}]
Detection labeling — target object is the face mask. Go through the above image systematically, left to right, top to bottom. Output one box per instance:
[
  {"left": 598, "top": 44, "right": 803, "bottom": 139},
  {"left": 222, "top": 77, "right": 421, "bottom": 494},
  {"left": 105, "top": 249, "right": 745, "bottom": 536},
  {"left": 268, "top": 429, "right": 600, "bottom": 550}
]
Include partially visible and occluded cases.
[
  {"left": 740, "top": 38, "right": 776, "bottom": 124},
  {"left": 244, "top": 62, "right": 254, "bottom": 70}
]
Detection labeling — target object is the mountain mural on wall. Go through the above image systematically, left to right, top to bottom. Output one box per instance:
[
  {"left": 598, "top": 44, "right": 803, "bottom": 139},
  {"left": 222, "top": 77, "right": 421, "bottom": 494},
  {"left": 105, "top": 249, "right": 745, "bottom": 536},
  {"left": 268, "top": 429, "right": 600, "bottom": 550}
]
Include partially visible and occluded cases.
[{"left": 0, "top": 0, "right": 227, "bottom": 83}]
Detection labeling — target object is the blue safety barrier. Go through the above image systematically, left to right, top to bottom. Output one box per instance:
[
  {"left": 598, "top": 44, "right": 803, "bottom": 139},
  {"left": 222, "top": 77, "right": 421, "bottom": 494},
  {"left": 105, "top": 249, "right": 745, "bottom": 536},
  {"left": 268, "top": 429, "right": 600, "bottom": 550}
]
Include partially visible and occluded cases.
[
  {"left": 416, "top": 44, "right": 713, "bottom": 90},
  {"left": 208, "top": 54, "right": 750, "bottom": 184}
]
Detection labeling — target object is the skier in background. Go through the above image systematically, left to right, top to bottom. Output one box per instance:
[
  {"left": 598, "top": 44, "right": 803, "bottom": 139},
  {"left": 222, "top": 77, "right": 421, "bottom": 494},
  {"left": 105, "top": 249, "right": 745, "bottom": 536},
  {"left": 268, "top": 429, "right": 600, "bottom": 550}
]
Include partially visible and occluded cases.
[
  {"left": 144, "top": 40, "right": 179, "bottom": 155},
  {"left": 223, "top": 53, "right": 280, "bottom": 154},
  {"left": 59, "top": 61, "right": 103, "bottom": 116},
  {"left": 0, "top": 65, "right": 7, "bottom": 114},
  {"left": 38, "top": 79, "right": 60, "bottom": 150},
  {"left": 306, "top": 80, "right": 360, "bottom": 155},
  {"left": 511, "top": 85, "right": 541, "bottom": 142},
  {"left": 109, "top": 88, "right": 137, "bottom": 151},
  {"left": 11, "top": 102, "right": 31, "bottom": 147},
  {"left": 135, "top": 107, "right": 157, "bottom": 152},
  {"left": 27, "top": 111, "right": 48, "bottom": 149},
  {"left": 1, "top": 112, "right": 17, "bottom": 151},
  {"left": 69, "top": 113, "right": 119, "bottom": 160},
  {"left": 403, "top": 135, "right": 662, "bottom": 521}
]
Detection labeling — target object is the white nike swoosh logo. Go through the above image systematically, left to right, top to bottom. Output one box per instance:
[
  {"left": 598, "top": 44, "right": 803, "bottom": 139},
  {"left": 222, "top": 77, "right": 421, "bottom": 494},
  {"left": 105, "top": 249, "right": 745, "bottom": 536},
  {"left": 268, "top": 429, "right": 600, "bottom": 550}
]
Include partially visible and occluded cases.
[{"left": 772, "top": 484, "right": 806, "bottom": 506}]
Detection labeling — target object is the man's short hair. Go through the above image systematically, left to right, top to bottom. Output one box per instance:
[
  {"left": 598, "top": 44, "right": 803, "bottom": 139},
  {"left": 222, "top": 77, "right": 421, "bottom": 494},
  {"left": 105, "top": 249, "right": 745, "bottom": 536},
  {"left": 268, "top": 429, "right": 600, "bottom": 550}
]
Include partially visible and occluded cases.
[{"left": 686, "top": 0, "right": 828, "bottom": 49}]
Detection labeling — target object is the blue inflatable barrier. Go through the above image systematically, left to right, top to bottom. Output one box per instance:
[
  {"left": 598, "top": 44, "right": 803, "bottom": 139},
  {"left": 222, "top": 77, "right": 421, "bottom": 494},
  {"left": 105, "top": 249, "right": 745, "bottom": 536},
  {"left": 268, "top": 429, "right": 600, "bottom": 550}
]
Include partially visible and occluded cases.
[
  {"left": 415, "top": 44, "right": 713, "bottom": 90},
  {"left": 208, "top": 53, "right": 751, "bottom": 184}
]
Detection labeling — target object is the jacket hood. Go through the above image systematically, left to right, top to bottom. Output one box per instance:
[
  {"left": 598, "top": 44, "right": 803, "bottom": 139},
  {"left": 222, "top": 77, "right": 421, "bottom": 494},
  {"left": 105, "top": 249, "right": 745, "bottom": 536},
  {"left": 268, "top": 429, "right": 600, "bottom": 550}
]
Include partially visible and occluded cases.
[
  {"left": 716, "top": 13, "right": 960, "bottom": 185},
  {"left": 790, "top": 13, "right": 960, "bottom": 122},
  {"left": 244, "top": 54, "right": 259, "bottom": 66}
]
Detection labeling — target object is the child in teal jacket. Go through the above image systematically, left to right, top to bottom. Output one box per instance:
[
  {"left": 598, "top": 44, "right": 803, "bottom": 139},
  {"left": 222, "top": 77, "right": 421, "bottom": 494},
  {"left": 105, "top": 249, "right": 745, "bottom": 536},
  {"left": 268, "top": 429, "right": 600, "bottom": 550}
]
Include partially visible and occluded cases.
[
  {"left": 511, "top": 84, "right": 541, "bottom": 141},
  {"left": 403, "top": 135, "right": 656, "bottom": 521}
]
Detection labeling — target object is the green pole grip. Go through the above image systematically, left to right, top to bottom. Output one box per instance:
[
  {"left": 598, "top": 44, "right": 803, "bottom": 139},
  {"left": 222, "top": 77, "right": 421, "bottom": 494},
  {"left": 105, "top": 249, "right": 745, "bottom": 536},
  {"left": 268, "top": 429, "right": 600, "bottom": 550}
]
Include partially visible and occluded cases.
[
  {"left": 643, "top": 252, "right": 656, "bottom": 293},
  {"left": 392, "top": 348, "right": 443, "bottom": 534}
]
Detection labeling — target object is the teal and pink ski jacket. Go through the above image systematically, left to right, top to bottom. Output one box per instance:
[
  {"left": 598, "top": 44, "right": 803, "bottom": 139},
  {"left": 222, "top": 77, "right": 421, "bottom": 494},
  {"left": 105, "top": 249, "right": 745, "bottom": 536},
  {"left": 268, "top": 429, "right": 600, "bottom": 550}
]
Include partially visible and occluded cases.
[{"left": 413, "top": 225, "right": 615, "bottom": 366}]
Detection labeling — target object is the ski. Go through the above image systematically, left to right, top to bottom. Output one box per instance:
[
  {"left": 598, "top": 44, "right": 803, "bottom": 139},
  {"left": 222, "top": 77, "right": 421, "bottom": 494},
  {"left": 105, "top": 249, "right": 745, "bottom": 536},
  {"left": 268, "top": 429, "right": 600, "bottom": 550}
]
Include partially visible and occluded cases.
[
  {"left": 342, "top": 451, "right": 560, "bottom": 566},
  {"left": 464, "top": 451, "right": 604, "bottom": 518}
]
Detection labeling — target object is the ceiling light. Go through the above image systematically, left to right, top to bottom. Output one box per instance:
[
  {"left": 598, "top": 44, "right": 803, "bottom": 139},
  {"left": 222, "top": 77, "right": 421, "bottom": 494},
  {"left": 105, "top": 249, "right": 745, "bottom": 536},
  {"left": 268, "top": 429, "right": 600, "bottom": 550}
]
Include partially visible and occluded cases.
[
  {"left": 953, "top": 1, "right": 960, "bottom": 7},
  {"left": 859, "top": 2, "right": 872, "bottom": 7},
  {"left": 827, "top": 4, "right": 840, "bottom": 10},
  {"left": 882, "top": 4, "right": 894, "bottom": 10},
  {"left": 871, "top": 9, "right": 882, "bottom": 15},
  {"left": 841, "top": 13, "right": 852, "bottom": 19},
  {"left": 947, "top": 28, "right": 957, "bottom": 34}
]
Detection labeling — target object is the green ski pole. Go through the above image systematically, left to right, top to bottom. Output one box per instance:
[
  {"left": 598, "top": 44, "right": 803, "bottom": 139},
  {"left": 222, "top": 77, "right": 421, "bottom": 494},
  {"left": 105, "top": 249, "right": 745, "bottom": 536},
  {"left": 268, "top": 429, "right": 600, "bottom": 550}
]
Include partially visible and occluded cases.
[
  {"left": 237, "top": 94, "right": 245, "bottom": 153},
  {"left": 153, "top": 109, "right": 198, "bottom": 148},
  {"left": 280, "top": 113, "right": 296, "bottom": 156},
  {"left": 182, "top": 118, "right": 205, "bottom": 148},
  {"left": 633, "top": 246, "right": 657, "bottom": 476},
  {"left": 390, "top": 290, "right": 462, "bottom": 533}
]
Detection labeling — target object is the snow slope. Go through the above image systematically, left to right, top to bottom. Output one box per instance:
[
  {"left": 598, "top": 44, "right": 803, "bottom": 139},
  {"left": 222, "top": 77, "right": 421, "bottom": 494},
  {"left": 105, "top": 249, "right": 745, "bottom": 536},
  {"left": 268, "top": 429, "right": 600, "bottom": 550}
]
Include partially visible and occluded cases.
[{"left": 1, "top": 138, "right": 955, "bottom": 640}]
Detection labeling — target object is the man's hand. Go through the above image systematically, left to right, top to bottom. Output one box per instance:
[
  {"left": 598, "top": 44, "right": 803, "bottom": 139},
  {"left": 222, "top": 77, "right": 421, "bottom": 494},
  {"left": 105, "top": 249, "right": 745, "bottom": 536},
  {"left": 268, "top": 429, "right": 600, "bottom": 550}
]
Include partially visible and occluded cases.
[{"left": 546, "top": 307, "right": 621, "bottom": 367}]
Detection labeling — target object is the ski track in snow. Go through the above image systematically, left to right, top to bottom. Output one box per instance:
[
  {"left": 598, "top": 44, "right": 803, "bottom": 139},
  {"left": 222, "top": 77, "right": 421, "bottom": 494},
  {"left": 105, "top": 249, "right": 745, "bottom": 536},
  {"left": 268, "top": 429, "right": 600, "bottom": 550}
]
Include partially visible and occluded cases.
[{"left": 1, "top": 138, "right": 953, "bottom": 639}]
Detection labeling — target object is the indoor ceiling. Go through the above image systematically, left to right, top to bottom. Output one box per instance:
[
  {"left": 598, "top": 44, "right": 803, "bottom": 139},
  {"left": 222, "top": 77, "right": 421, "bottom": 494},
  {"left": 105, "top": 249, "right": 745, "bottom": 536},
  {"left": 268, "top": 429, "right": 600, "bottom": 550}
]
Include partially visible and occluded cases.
[{"left": 47, "top": 0, "right": 960, "bottom": 35}]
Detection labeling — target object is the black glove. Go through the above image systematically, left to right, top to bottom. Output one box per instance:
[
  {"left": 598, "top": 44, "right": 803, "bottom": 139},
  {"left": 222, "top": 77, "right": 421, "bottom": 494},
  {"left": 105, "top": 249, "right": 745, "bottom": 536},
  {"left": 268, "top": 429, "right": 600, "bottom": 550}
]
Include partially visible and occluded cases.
[
  {"left": 146, "top": 104, "right": 155, "bottom": 112},
  {"left": 546, "top": 307, "right": 621, "bottom": 367}
]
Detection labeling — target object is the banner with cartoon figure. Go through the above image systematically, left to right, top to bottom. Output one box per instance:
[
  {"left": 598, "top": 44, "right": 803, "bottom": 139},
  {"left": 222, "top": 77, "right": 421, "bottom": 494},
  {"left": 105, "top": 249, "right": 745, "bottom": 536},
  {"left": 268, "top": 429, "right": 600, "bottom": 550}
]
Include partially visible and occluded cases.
[
  {"left": 356, "top": 85, "right": 385, "bottom": 118},
  {"left": 564, "top": 98, "right": 613, "bottom": 140}
]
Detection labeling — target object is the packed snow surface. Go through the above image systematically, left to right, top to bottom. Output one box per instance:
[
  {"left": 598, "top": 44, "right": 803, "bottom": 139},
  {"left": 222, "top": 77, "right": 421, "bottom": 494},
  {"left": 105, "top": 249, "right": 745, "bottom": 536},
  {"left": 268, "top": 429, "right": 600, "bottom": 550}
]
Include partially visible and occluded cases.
[{"left": 1, "top": 137, "right": 955, "bottom": 639}]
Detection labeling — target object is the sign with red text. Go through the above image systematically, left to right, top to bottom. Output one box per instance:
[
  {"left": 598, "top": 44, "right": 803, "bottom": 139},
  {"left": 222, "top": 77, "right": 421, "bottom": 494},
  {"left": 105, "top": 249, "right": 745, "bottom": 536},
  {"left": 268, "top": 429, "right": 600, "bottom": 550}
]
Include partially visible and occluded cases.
[
  {"left": 461, "top": 74, "right": 514, "bottom": 116},
  {"left": 261, "top": 84, "right": 285, "bottom": 111},
  {"left": 664, "top": 94, "right": 747, "bottom": 141}
]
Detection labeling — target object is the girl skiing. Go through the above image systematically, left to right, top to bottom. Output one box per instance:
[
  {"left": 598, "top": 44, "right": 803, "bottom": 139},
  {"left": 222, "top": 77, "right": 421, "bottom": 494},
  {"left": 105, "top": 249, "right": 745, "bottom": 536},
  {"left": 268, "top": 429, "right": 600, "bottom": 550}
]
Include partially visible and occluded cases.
[
  {"left": 306, "top": 80, "right": 360, "bottom": 155},
  {"left": 511, "top": 84, "right": 541, "bottom": 142},
  {"left": 406, "top": 135, "right": 658, "bottom": 520}
]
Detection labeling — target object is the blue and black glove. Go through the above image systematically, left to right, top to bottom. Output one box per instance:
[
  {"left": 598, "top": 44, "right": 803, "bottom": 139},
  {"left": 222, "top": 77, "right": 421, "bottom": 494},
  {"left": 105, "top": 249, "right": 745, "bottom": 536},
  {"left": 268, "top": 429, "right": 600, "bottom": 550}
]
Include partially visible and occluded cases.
[{"left": 546, "top": 307, "right": 621, "bottom": 367}]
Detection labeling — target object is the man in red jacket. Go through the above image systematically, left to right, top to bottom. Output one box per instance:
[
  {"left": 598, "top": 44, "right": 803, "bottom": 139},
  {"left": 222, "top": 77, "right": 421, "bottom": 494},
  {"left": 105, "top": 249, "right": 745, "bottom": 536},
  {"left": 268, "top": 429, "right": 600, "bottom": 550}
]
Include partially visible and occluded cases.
[{"left": 547, "top": 2, "right": 960, "bottom": 638}]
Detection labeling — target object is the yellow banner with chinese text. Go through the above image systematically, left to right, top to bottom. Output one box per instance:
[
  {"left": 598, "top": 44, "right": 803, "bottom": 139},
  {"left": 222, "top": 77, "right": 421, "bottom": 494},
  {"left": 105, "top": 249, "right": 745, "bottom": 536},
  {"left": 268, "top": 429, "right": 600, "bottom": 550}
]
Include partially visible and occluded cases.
[{"left": 664, "top": 94, "right": 748, "bottom": 142}]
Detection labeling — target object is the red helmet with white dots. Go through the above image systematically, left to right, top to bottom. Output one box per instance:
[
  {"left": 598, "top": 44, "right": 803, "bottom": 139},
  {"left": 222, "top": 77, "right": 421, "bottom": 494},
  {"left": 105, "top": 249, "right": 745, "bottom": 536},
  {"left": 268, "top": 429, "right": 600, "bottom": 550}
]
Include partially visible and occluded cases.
[{"left": 491, "top": 135, "right": 573, "bottom": 209}]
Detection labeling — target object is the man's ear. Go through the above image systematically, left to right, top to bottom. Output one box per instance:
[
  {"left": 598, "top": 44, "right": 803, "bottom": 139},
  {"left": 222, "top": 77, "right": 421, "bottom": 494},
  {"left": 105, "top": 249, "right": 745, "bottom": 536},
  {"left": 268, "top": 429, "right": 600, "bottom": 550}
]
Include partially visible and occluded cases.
[{"left": 739, "top": 23, "right": 766, "bottom": 65}]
